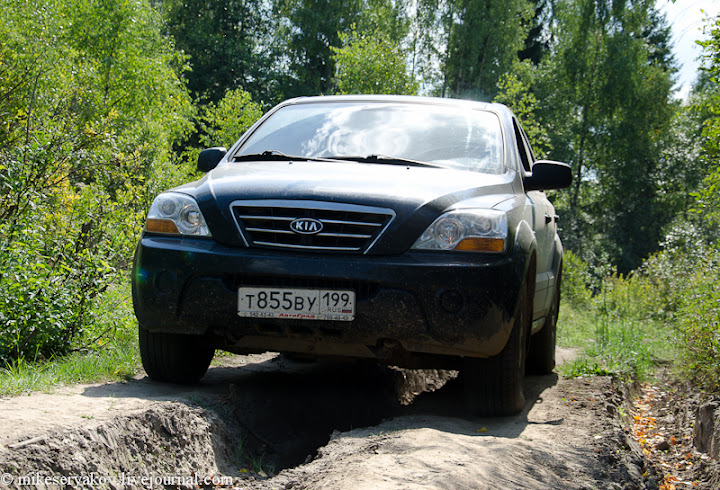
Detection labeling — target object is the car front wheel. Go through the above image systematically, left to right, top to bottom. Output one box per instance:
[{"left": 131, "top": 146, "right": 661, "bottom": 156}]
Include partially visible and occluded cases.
[
  {"left": 463, "top": 281, "right": 531, "bottom": 416},
  {"left": 138, "top": 327, "right": 215, "bottom": 384}
]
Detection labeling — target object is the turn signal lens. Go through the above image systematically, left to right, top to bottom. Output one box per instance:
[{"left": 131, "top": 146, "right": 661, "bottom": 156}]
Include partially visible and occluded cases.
[
  {"left": 145, "top": 218, "right": 180, "bottom": 234},
  {"left": 455, "top": 237, "right": 505, "bottom": 252}
]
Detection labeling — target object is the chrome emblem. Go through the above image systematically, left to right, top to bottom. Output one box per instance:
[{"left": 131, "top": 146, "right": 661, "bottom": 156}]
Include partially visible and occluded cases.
[{"left": 290, "top": 218, "right": 323, "bottom": 235}]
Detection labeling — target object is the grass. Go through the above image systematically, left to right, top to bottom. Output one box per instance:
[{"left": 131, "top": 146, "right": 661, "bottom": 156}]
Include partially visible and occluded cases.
[
  {"left": 556, "top": 248, "right": 720, "bottom": 390},
  {"left": 0, "top": 283, "right": 140, "bottom": 396},
  {"left": 556, "top": 302, "right": 677, "bottom": 381},
  {"left": 556, "top": 303, "right": 596, "bottom": 350},
  {"left": 0, "top": 340, "right": 139, "bottom": 396},
  {"left": 234, "top": 437, "right": 276, "bottom": 477}
]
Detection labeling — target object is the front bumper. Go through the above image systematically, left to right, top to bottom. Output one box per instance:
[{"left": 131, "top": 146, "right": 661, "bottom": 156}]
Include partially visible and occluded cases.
[{"left": 132, "top": 236, "right": 523, "bottom": 361}]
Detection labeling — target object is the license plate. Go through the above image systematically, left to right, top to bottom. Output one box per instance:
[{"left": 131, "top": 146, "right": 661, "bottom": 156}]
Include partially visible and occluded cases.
[{"left": 237, "top": 287, "right": 356, "bottom": 321}]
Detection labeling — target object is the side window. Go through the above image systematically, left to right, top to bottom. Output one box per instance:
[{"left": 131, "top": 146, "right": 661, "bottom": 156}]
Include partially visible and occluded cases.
[
  {"left": 512, "top": 119, "right": 532, "bottom": 172},
  {"left": 519, "top": 125, "right": 536, "bottom": 164}
]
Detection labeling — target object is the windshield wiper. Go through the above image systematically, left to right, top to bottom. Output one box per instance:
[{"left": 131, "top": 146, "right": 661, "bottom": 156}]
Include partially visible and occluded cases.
[
  {"left": 233, "top": 150, "right": 340, "bottom": 163},
  {"left": 233, "top": 151, "right": 441, "bottom": 168},
  {"left": 325, "top": 154, "right": 442, "bottom": 168}
]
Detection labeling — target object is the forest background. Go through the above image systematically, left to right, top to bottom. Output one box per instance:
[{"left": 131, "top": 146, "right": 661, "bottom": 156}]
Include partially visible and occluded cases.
[{"left": 0, "top": 0, "right": 718, "bottom": 393}]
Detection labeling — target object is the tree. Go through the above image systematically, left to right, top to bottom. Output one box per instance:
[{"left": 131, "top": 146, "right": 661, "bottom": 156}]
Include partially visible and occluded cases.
[
  {"left": 159, "top": 0, "right": 277, "bottom": 104},
  {"left": 274, "top": 0, "right": 408, "bottom": 97},
  {"left": 440, "top": 0, "right": 534, "bottom": 99},
  {"left": 519, "top": 0, "right": 551, "bottom": 65},
  {"left": 534, "top": 0, "right": 676, "bottom": 272},
  {"left": 661, "top": 14, "right": 720, "bottom": 392},
  {"left": 692, "top": 14, "right": 720, "bottom": 237},
  {"left": 698, "top": 14, "right": 720, "bottom": 157},
  {"left": 332, "top": 28, "right": 419, "bottom": 95},
  {"left": 493, "top": 62, "right": 551, "bottom": 157},
  {"left": 198, "top": 88, "right": 264, "bottom": 149}
]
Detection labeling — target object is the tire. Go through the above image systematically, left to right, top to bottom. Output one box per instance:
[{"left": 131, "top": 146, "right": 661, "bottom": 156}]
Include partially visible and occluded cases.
[
  {"left": 526, "top": 264, "right": 561, "bottom": 375},
  {"left": 463, "top": 280, "right": 531, "bottom": 416},
  {"left": 138, "top": 326, "right": 215, "bottom": 384}
]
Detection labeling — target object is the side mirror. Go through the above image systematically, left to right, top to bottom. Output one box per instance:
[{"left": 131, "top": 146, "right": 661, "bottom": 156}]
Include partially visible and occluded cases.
[
  {"left": 197, "top": 147, "right": 227, "bottom": 173},
  {"left": 524, "top": 160, "right": 572, "bottom": 191}
]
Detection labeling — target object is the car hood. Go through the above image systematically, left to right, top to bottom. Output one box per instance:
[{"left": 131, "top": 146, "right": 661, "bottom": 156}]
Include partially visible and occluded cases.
[{"left": 179, "top": 160, "right": 517, "bottom": 253}]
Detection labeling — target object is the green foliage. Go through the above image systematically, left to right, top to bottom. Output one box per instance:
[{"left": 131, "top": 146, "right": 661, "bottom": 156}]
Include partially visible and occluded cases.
[
  {"left": 0, "top": 0, "right": 193, "bottom": 364},
  {"left": 159, "top": 0, "right": 277, "bottom": 104},
  {"left": 274, "top": 0, "right": 408, "bottom": 97},
  {"left": 406, "top": 0, "right": 445, "bottom": 92},
  {"left": 440, "top": 0, "right": 534, "bottom": 99},
  {"left": 519, "top": 0, "right": 550, "bottom": 65},
  {"left": 534, "top": 0, "right": 676, "bottom": 273},
  {"left": 653, "top": 15, "right": 720, "bottom": 391},
  {"left": 697, "top": 15, "right": 720, "bottom": 156},
  {"left": 691, "top": 17, "right": 720, "bottom": 236},
  {"left": 332, "top": 28, "right": 418, "bottom": 95},
  {"left": 493, "top": 62, "right": 551, "bottom": 157},
  {"left": 198, "top": 89, "right": 264, "bottom": 149},
  {"left": 654, "top": 99, "right": 710, "bottom": 230},
  {"left": 691, "top": 165, "right": 720, "bottom": 235},
  {"left": 559, "top": 236, "right": 720, "bottom": 391},
  {"left": 560, "top": 250, "right": 593, "bottom": 309},
  {"left": 558, "top": 256, "right": 677, "bottom": 381},
  {"left": 675, "top": 258, "right": 720, "bottom": 391},
  {"left": 0, "top": 283, "right": 138, "bottom": 395},
  {"left": 559, "top": 308, "right": 670, "bottom": 381},
  {"left": 560, "top": 357, "right": 613, "bottom": 378}
]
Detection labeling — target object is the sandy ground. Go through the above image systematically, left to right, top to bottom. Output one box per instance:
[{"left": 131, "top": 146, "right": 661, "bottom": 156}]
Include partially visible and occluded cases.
[
  {"left": 0, "top": 348, "right": 652, "bottom": 489},
  {"left": 0, "top": 353, "right": 279, "bottom": 448}
]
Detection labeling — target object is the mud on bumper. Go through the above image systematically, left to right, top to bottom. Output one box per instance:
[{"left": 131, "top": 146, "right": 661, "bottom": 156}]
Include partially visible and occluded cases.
[{"left": 132, "top": 236, "right": 524, "bottom": 364}]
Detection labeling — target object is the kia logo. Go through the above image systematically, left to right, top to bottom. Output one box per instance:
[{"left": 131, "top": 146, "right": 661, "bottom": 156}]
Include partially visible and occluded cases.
[{"left": 290, "top": 218, "right": 323, "bottom": 234}]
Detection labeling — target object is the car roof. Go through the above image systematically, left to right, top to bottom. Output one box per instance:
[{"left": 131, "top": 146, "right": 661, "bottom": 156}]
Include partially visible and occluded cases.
[{"left": 279, "top": 94, "right": 513, "bottom": 118}]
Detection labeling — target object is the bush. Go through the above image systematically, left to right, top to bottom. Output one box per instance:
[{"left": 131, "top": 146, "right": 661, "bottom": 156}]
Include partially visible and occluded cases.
[
  {"left": 0, "top": 0, "right": 193, "bottom": 366},
  {"left": 559, "top": 241, "right": 720, "bottom": 388},
  {"left": 559, "top": 249, "right": 678, "bottom": 380},
  {"left": 560, "top": 250, "right": 593, "bottom": 308},
  {"left": 675, "top": 253, "right": 720, "bottom": 391}
]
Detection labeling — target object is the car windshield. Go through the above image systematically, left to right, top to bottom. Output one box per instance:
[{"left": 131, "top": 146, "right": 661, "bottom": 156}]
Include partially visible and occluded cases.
[{"left": 235, "top": 101, "right": 505, "bottom": 174}]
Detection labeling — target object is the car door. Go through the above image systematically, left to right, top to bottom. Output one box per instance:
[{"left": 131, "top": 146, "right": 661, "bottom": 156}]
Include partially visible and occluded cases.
[{"left": 512, "top": 119, "right": 555, "bottom": 320}]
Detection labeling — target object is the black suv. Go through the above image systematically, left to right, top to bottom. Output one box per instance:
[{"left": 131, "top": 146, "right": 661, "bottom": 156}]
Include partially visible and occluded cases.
[{"left": 132, "top": 95, "right": 571, "bottom": 415}]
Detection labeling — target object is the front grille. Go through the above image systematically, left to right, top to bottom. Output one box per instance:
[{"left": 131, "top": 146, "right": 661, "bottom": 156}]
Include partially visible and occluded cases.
[{"left": 231, "top": 200, "right": 395, "bottom": 254}]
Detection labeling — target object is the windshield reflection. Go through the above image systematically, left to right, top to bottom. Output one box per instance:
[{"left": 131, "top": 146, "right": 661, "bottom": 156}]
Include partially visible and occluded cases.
[{"left": 237, "top": 102, "right": 504, "bottom": 174}]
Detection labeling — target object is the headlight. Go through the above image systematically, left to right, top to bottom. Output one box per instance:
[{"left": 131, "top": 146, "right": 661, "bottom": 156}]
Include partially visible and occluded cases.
[
  {"left": 145, "top": 192, "right": 211, "bottom": 237},
  {"left": 412, "top": 210, "right": 507, "bottom": 252}
]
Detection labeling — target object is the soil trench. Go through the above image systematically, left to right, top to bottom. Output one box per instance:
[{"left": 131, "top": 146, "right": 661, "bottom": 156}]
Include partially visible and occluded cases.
[{"left": 0, "top": 350, "right": 653, "bottom": 489}]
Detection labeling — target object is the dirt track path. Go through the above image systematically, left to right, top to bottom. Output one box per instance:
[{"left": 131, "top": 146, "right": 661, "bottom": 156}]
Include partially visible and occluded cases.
[{"left": 0, "top": 350, "right": 648, "bottom": 489}]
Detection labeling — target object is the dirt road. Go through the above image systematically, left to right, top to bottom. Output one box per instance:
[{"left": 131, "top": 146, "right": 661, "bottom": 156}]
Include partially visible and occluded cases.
[{"left": 0, "top": 350, "right": 650, "bottom": 489}]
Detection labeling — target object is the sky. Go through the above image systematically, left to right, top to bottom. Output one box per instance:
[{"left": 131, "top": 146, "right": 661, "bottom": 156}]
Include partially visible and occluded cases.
[{"left": 658, "top": 0, "right": 720, "bottom": 98}]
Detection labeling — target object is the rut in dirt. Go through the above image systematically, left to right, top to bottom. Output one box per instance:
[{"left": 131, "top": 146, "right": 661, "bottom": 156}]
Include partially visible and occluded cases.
[
  {"left": 2, "top": 353, "right": 650, "bottom": 489},
  {"left": 0, "top": 357, "right": 457, "bottom": 485},
  {"left": 224, "top": 357, "right": 457, "bottom": 471}
]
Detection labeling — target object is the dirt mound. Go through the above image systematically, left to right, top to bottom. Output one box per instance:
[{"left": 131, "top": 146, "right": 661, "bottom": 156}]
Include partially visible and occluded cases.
[
  {"left": 0, "top": 351, "right": 655, "bottom": 489},
  {"left": 0, "top": 404, "right": 237, "bottom": 489}
]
